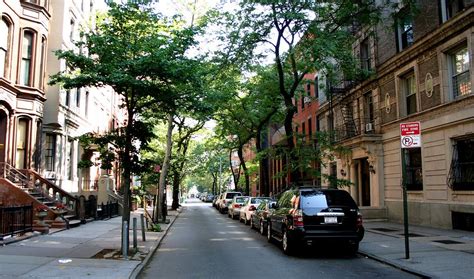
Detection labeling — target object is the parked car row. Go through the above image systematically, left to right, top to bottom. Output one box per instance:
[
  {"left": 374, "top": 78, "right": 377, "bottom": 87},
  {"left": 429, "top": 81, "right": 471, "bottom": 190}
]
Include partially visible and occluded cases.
[
  {"left": 210, "top": 188, "right": 365, "bottom": 256},
  {"left": 199, "top": 193, "right": 215, "bottom": 203}
]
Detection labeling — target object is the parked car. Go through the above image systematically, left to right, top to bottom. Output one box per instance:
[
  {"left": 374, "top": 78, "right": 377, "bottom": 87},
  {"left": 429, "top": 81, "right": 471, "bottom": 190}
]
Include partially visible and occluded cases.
[
  {"left": 266, "top": 188, "right": 364, "bottom": 255},
  {"left": 217, "top": 191, "right": 242, "bottom": 213},
  {"left": 204, "top": 194, "right": 215, "bottom": 203},
  {"left": 212, "top": 194, "right": 221, "bottom": 208},
  {"left": 228, "top": 196, "right": 249, "bottom": 219},
  {"left": 240, "top": 197, "right": 273, "bottom": 225},
  {"left": 250, "top": 199, "right": 276, "bottom": 235}
]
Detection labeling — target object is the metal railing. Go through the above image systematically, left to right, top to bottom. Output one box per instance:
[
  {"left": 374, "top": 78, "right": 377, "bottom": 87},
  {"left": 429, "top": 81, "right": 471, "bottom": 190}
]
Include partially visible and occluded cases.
[
  {"left": 453, "top": 71, "right": 471, "bottom": 98},
  {"left": 331, "top": 118, "right": 376, "bottom": 142},
  {"left": 0, "top": 163, "right": 30, "bottom": 189},
  {"left": 97, "top": 201, "right": 119, "bottom": 220},
  {"left": 0, "top": 204, "right": 33, "bottom": 239}
]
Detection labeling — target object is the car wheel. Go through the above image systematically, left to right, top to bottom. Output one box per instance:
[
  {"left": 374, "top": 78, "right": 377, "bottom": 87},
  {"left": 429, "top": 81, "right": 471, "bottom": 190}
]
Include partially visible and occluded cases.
[
  {"left": 260, "top": 220, "right": 265, "bottom": 235},
  {"left": 267, "top": 223, "right": 273, "bottom": 243},
  {"left": 282, "top": 228, "right": 294, "bottom": 255}
]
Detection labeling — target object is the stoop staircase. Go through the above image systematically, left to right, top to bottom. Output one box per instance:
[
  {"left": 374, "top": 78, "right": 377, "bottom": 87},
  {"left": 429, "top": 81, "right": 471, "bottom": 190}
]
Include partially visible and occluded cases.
[{"left": 0, "top": 163, "right": 81, "bottom": 228}]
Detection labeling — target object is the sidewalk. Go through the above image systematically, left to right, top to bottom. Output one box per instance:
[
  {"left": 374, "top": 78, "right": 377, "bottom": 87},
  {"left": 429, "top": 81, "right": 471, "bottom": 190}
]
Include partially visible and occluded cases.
[
  {"left": 0, "top": 207, "right": 180, "bottom": 279},
  {"left": 360, "top": 221, "right": 474, "bottom": 278}
]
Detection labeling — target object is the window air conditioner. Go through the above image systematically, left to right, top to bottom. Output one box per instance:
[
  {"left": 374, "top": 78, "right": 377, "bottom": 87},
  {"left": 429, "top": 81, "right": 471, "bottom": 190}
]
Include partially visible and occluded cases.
[
  {"left": 304, "top": 96, "right": 311, "bottom": 104},
  {"left": 365, "top": 123, "right": 374, "bottom": 132}
]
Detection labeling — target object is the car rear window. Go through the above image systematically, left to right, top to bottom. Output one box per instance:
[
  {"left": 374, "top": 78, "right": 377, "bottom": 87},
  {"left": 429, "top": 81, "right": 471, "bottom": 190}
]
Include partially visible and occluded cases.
[
  {"left": 300, "top": 191, "right": 356, "bottom": 208},
  {"left": 226, "top": 193, "right": 241, "bottom": 199},
  {"left": 235, "top": 197, "right": 246, "bottom": 203},
  {"left": 252, "top": 197, "right": 271, "bottom": 204}
]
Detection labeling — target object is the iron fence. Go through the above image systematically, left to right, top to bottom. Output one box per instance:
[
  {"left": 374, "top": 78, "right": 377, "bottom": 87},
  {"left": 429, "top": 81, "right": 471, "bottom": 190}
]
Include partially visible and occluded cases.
[
  {"left": 97, "top": 201, "right": 119, "bottom": 220},
  {"left": 0, "top": 204, "right": 33, "bottom": 240}
]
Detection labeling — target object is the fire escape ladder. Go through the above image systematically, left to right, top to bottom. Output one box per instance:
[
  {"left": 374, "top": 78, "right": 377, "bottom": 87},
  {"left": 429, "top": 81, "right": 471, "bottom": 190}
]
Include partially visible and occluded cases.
[{"left": 341, "top": 101, "right": 358, "bottom": 138}]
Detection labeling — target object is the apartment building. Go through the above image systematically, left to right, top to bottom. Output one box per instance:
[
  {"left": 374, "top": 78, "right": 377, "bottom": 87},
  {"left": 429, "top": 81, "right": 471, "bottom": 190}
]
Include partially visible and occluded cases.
[
  {"left": 0, "top": 0, "right": 51, "bottom": 172},
  {"left": 42, "top": 0, "right": 124, "bottom": 195},
  {"left": 316, "top": 0, "right": 474, "bottom": 229}
]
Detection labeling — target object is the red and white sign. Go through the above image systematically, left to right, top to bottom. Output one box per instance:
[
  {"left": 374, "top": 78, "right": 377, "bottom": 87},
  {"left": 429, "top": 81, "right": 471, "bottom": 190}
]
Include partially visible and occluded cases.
[{"left": 400, "top": 122, "right": 421, "bottom": 148}]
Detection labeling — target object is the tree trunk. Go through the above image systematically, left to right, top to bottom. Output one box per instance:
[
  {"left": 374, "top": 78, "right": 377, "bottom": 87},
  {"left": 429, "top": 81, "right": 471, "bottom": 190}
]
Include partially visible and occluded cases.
[
  {"left": 283, "top": 100, "right": 300, "bottom": 187},
  {"left": 121, "top": 109, "right": 133, "bottom": 252},
  {"left": 155, "top": 113, "right": 173, "bottom": 223},
  {"left": 256, "top": 130, "right": 269, "bottom": 196},
  {"left": 237, "top": 145, "right": 250, "bottom": 195},
  {"left": 229, "top": 150, "right": 241, "bottom": 189},
  {"left": 171, "top": 169, "right": 180, "bottom": 210}
]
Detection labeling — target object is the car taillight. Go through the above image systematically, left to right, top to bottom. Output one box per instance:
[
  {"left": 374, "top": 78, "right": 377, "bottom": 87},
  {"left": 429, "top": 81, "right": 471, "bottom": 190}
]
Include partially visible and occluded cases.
[
  {"left": 233, "top": 204, "right": 241, "bottom": 208},
  {"left": 249, "top": 205, "right": 256, "bottom": 211},
  {"left": 293, "top": 209, "right": 304, "bottom": 227},
  {"left": 356, "top": 213, "right": 363, "bottom": 228}
]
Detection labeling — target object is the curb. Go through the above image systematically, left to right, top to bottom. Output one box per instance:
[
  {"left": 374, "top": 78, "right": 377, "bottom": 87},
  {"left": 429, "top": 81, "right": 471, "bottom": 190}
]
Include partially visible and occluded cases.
[
  {"left": 129, "top": 208, "right": 182, "bottom": 279},
  {"left": 358, "top": 250, "right": 432, "bottom": 279}
]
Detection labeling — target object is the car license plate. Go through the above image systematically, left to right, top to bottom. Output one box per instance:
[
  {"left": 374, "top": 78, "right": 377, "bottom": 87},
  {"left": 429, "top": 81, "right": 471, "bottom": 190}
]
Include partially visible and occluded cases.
[{"left": 324, "top": 217, "right": 338, "bottom": 224}]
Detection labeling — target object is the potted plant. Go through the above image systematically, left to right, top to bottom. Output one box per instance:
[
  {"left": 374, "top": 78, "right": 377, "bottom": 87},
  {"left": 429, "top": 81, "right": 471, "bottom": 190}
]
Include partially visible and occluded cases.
[{"left": 36, "top": 204, "right": 49, "bottom": 217}]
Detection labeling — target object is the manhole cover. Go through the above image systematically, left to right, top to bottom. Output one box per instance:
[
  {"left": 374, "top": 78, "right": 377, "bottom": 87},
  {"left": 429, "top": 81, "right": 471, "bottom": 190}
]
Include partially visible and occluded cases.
[
  {"left": 371, "top": 228, "right": 399, "bottom": 232},
  {"left": 433, "top": 240, "right": 464, "bottom": 245}
]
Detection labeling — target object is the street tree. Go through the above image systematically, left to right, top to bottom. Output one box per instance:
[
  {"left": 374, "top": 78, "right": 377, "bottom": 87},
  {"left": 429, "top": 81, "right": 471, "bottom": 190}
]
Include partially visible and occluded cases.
[
  {"left": 209, "top": 0, "right": 407, "bottom": 186},
  {"left": 49, "top": 2, "right": 208, "bottom": 247}
]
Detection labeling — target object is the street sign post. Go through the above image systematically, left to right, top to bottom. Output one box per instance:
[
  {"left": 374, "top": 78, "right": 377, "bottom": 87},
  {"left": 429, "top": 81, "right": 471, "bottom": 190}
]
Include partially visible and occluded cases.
[{"left": 400, "top": 121, "right": 421, "bottom": 259}]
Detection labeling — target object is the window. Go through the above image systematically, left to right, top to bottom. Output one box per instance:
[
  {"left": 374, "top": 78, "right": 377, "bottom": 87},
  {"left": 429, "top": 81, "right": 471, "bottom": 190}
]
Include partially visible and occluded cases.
[
  {"left": 441, "top": 0, "right": 466, "bottom": 22},
  {"left": 396, "top": 9, "right": 413, "bottom": 51},
  {"left": 0, "top": 18, "right": 11, "bottom": 78},
  {"left": 70, "top": 18, "right": 75, "bottom": 42},
  {"left": 21, "top": 31, "right": 34, "bottom": 86},
  {"left": 39, "top": 37, "right": 46, "bottom": 90},
  {"left": 360, "top": 38, "right": 371, "bottom": 71},
  {"left": 449, "top": 45, "right": 471, "bottom": 98},
  {"left": 403, "top": 72, "right": 417, "bottom": 115},
  {"left": 314, "top": 76, "right": 319, "bottom": 99},
  {"left": 76, "top": 88, "right": 81, "bottom": 107},
  {"left": 65, "top": 89, "right": 71, "bottom": 107},
  {"left": 85, "top": 91, "right": 89, "bottom": 116},
  {"left": 364, "top": 92, "right": 374, "bottom": 128},
  {"left": 308, "top": 118, "right": 312, "bottom": 140},
  {"left": 16, "top": 119, "right": 29, "bottom": 169},
  {"left": 302, "top": 122, "right": 306, "bottom": 141},
  {"left": 45, "top": 134, "right": 56, "bottom": 171},
  {"left": 448, "top": 137, "right": 474, "bottom": 190},
  {"left": 67, "top": 139, "right": 74, "bottom": 180},
  {"left": 403, "top": 148, "right": 423, "bottom": 191}
]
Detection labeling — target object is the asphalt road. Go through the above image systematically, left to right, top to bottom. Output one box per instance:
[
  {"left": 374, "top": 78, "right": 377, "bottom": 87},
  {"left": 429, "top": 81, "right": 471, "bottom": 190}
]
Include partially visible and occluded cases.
[{"left": 139, "top": 199, "right": 419, "bottom": 279}]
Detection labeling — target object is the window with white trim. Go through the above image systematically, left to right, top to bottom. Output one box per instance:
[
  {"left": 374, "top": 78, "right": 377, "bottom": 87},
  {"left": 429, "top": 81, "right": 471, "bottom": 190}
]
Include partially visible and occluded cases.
[
  {"left": 441, "top": 0, "right": 466, "bottom": 23},
  {"left": 396, "top": 8, "right": 413, "bottom": 51},
  {"left": 0, "top": 18, "right": 11, "bottom": 78},
  {"left": 21, "top": 31, "right": 34, "bottom": 86},
  {"left": 449, "top": 44, "right": 471, "bottom": 99},
  {"left": 402, "top": 71, "right": 417, "bottom": 115}
]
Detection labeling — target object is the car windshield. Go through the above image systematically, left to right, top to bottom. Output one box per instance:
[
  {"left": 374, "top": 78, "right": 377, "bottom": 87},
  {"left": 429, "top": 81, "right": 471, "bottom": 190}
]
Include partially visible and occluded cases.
[
  {"left": 300, "top": 191, "right": 356, "bottom": 208},
  {"left": 226, "top": 193, "right": 241, "bottom": 199},
  {"left": 235, "top": 197, "right": 246, "bottom": 203}
]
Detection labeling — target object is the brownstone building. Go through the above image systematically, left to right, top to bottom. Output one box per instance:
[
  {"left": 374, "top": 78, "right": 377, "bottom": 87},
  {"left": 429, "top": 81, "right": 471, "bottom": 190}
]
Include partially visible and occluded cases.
[{"left": 0, "top": 0, "right": 50, "bottom": 176}]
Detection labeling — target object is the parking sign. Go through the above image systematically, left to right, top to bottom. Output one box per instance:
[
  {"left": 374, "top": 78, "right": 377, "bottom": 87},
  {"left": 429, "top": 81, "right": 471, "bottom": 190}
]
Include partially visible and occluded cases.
[{"left": 400, "top": 122, "right": 421, "bottom": 148}]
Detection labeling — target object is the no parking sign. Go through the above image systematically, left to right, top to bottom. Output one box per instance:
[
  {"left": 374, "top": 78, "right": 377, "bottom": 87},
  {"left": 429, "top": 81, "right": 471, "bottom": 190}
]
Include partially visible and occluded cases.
[{"left": 400, "top": 122, "right": 421, "bottom": 148}]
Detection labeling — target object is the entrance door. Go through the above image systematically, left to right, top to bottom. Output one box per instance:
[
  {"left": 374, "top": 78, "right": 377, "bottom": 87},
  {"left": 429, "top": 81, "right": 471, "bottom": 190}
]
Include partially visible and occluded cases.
[
  {"left": 0, "top": 111, "right": 6, "bottom": 163},
  {"left": 360, "top": 158, "right": 371, "bottom": 206}
]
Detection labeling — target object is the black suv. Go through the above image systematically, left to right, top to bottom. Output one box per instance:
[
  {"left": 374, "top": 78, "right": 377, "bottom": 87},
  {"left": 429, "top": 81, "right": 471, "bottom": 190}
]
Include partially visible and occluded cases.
[{"left": 267, "top": 188, "right": 364, "bottom": 255}]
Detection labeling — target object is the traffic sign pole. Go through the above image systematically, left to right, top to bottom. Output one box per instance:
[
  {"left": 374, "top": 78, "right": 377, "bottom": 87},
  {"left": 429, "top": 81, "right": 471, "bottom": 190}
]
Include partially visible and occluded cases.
[{"left": 401, "top": 149, "right": 410, "bottom": 259}]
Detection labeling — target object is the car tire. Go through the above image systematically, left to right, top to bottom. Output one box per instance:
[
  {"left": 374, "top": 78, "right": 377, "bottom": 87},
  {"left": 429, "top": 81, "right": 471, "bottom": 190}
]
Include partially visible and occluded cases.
[
  {"left": 260, "top": 220, "right": 265, "bottom": 235},
  {"left": 267, "top": 223, "right": 273, "bottom": 243},
  {"left": 282, "top": 228, "right": 295, "bottom": 255},
  {"left": 347, "top": 241, "right": 359, "bottom": 256}
]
